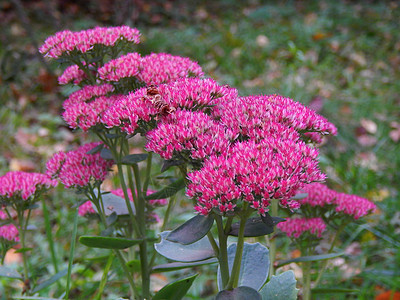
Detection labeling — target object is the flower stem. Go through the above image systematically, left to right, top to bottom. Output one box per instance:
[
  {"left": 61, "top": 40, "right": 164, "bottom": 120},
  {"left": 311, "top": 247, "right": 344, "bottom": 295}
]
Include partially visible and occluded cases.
[
  {"left": 41, "top": 198, "right": 59, "bottom": 273},
  {"left": 268, "top": 199, "right": 278, "bottom": 279},
  {"left": 226, "top": 203, "right": 251, "bottom": 290},
  {"left": 215, "top": 215, "right": 229, "bottom": 289},
  {"left": 302, "top": 260, "right": 312, "bottom": 300}
]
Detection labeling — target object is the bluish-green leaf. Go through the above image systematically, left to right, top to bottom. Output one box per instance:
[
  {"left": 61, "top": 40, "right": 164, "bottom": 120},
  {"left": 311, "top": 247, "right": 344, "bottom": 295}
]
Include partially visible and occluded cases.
[
  {"left": 87, "top": 143, "right": 104, "bottom": 154},
  {"left": 100, "top": 148, "right": 114, "bottom": 160},
  {"left": 121, "top": 153, "right": 148, "bottom": 165},
  {"left": 161, "top": 159, "right": 185, "bottom": 173},
  {"left": 145, "top": 179, "right": 186, "bottom": 200},
  {"left": 93, "top": 190, "right": 135, "bottom": 216},
  {"left": 290, "top": 193, "right": 308, "bottom": 200},
  {"left": 261, "top": 213, "right": 286, "bottom": 227},
  {"left": 166, "top": 214, "right": 214, "bottom": 245},
  {"left": 229, "top": 217, "right": 275, "bottom": 237},
  {"left": 154, "top": 231, "right": 215, "bottom": 262},
  {"left": 79, "top": 236, "right": 142, "bottom": 249},
  {"left": 217, "top": 243, "right": 269, "bottom": 291},
  {"left": 277, "top": 252, "right": 345, "bottom": 267},
  {"left": 152, "top": 258, "right": 218, "bottom": 273},
  {"left": 0, "top": 266, "right": 22, "bottom": 280},
  {"left": 31, "top": 268, "right": 68, "bottom": 293},
  {"left": 259, "top": 271, "right": 298, "bottom": 300},
  {"left": 153, "top": 274, "right": 198, "bottom": 300},
  {"left": 216, "top": 286, "right": 262, "bottom": 300}
]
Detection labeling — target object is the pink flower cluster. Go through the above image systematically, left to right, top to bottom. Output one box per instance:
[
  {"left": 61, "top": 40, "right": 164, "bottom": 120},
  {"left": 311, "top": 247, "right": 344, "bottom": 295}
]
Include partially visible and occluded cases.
[
  {"left": 39, "top": 26, "right": 141, "bottom": 58},
  {"left": 98, "top": 52, "right": 203, "bottom": 84},
  {"left": 98, "top": 52, "right": 141, "bottom": 81},
  {"left": 137, "top": 53, "right": 204, "bottom": 85},
  {"left": 58, "top": 63, "right": 87, "bottom": 85},
  {"left": 62, "top": 84, "right": 121, "bottom": 131},
  {"left": 100, "top": 87, "right": 159, "bottom": 134},
  {"left": 215, "top": 95, "right": 337, "bottom": 143},
  {"left": 146, "top": 110, "right": 235, "bottom": 160},
  {"left": 187, "top": 139, "right": 325, "bottom": 215},
  {"left": 46, "top": 142, "right": 113, "bottom": 188},
  {"left": 0, "top": 171, "right": 57, "bottom": 203},
  {"left": 298, "top": 183, "right": 376, "bottom": 219},
  {"left": 78, "top": 188, "right": 167, "bottom": 217},
  {"left": 0, "top": 210, "right": 19, "bottom": 243},
  {"left": 277, "top": 217, "right": 327, "bottom": 238}
]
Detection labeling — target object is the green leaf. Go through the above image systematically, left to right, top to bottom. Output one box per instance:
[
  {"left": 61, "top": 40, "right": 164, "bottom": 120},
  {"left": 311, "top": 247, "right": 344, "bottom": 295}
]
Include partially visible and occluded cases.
[
  {"left": 87, "top": 143, "right": 104, "bottom": 154},
  {"left": 100, "top": 148, "right": 114, "bottom": 160},
  {"left": 121, "top": 153, "right": 148, "bottom": 165},
  {"left": 161, "top": 159, "right": 185, "bottom": 173},
  {"left": 145, "top": 179, "right": 186, "bottom": 200},
  {"left": 93, "top": 190, "right": 136, "bottom": 216},
  {"left": 261, "top": 213, "right": 286, "bottom": 227},
  {"left": 167, "top": 214, "right": 214, "bottom": 245},
  {"left": 229, "top": 217, "right": 276, "bottom": 237},
  {"left": 154, "top": 231, "right": 215, "bottom": 262},
  {"left": 79, "top": 236, "right": 142, "bottom": 249},
  {"left": 217, "top": 243, "right": 269, "bottom": 291},
  {"left": 14, "top": 247, "right": 33, "bottom": 254},
  {"left": 277, "top": 252, "right": 345, "bottom": 267},
  {"left": 152, "top": 258, "right": 218, "bottom": 273},
  {"left": 126, "top": 259, "right": 141, "bottom": 273},
  {"left": 0, "top": 266, "right": 22, "bottom": 280},
  {"left": 31, "top": 269, "right": 68, "bottom": 293},
  {"left": 259, "top": 271, "right": 298, "bottom": 300},
  {"left": 153, "top": 274, "right": 198, "bottom": 300},
  {"left": 216, "top": 286, "right": 262, "bottom": 300},
  {"left": 312, "top": 288, "right": 359, "bottom": 294}
]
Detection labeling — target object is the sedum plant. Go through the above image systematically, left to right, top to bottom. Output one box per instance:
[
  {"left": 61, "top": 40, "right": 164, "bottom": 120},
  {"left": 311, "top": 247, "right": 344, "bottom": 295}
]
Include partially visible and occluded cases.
[{"left": 0, "top": 25, "right": 376, "bottom": 300}]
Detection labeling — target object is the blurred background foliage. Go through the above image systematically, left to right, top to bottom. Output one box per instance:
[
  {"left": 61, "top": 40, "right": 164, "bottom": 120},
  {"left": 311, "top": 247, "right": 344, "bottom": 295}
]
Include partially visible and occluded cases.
[{"left": 0, "top": 0, "right": 399, "bottom": 299}]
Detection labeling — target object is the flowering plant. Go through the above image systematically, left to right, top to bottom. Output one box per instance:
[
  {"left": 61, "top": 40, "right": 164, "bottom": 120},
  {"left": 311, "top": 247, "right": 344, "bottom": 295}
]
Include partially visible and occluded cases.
[{"left": 0, "top": 25, "right": 377, "bottom": 300}]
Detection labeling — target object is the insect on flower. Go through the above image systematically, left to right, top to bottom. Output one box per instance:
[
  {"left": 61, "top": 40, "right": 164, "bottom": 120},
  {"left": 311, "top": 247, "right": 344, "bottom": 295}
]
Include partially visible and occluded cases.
[{"left": 143, "top": 85, "right": 175, "bottom": 116}]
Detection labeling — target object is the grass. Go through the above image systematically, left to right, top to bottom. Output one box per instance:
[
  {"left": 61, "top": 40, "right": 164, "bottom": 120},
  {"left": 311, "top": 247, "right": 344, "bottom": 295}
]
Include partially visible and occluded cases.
[{"left": 0, "top": 0, "right": 399, "bottom": 298}]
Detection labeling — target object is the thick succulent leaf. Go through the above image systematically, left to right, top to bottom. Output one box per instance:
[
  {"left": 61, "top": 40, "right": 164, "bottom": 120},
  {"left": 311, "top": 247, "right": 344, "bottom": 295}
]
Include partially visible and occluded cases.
[
  {"left": 86, "top": 143, "right": 104, "bottom": 154},
  {"left": 100, "top": 148, "right": 114, "bottom": 160},
  {"left": 121, "top": 153, "right": 148, "bottom": 165},
  {"left": 161, "top": 159, "right": 185, "bottom": 173},
  {"left": 145, "top": 179, "right": 186, "bottom": 200},
  {"left": 92, "top": 190, "right": 135, "bottom": 216},
  {"left": 261, "top": 213, "right": 286, "bottom": 227},
  {"left": 166, "top": 214, "right": 214, "bottom": 245},
  {"left": 229, "top": 217, "right": 274, "bottom": 237},
  {"left": 154, "top": 231, "right": 215, "bottom": 262},
  {"left": 79, "top": 236, "right": 142, "bottom": 249},
  {"left": 217, "top": 243, "right": 269, "bottom": 291},
  {"left": 277, "top": 252, "right": 345, "bottom": 267},
  {"left": 152, "top": 258, "right": 218, "bottom": 273},
  {"left": 0, "top": 266, "right": 22, "bottom": 280},
  {"left": 259, "top": 270, "right": 298, "bottom": 300},
  {"left": 153, "top": 274, "right": 198, "bottom": 300},
  {"left": 216, "top": 286, "right": 262, "bottom": 300}
]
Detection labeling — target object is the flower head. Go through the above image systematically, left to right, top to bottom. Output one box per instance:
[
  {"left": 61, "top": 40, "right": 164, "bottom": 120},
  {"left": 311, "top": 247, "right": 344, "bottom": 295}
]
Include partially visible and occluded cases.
[
  {"left": 40, "top": 26, "right": 141, "bottom": 58},
  {"left": 98, "top": 52, "right": 142, "bottom": 81},
  {"left": 137, "top": 53, "right": 204, "bottom": 85},
  {"left": 58, "top": 63, "right": 87, "bottom": 85},
  {"left": 187, "top": 138, "right": 325, "bottom": 216},
  {"left": 46, "top": 142, "right": 113, "bottom": 188},
  {"left": 0, "top": 171, "right": 57, "bottom": 205},
  {"left": 334, "top": 193, "right": 376, "bottom": 219},
  {"left": 0, "top": 210, "right": 19, "bottom": 243},
  {"left": 277, "top": 217, "right": 326, "bottom": 238}
]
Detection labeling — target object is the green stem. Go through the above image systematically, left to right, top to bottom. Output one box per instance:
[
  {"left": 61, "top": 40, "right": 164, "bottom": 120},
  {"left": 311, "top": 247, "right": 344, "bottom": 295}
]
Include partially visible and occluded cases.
[
  {"left": 142, "top": 152, "right": 153, "bottom": 195},
  {"left": 132, "top": 163, "right": 150, "bottom": 300},
  {"left": 41, "top": 198, "right": 59, "bottom": 273},
  {"left": 268, "top": 199, "right": 278, "bottom": 279},
  {"left": 226, "top": 204, "right": 251, "bottom": 290},
  {"left": 65, "top": 209, "right": 79, "bottom": 300},
  {"left": 18, "top": 211, "right": 29, "bottom": 285},
  {"left": 215, "top": 215, "right": 229, "bottom": 289},
  {"left": 314, "top": 222, "right": 348, "bottom": 287},
  {"left": 95, "top": 253, "right": 114, "bottom": 300},
  {"left": 302, "top": 261, "right": 312, "bottom": 300}
]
